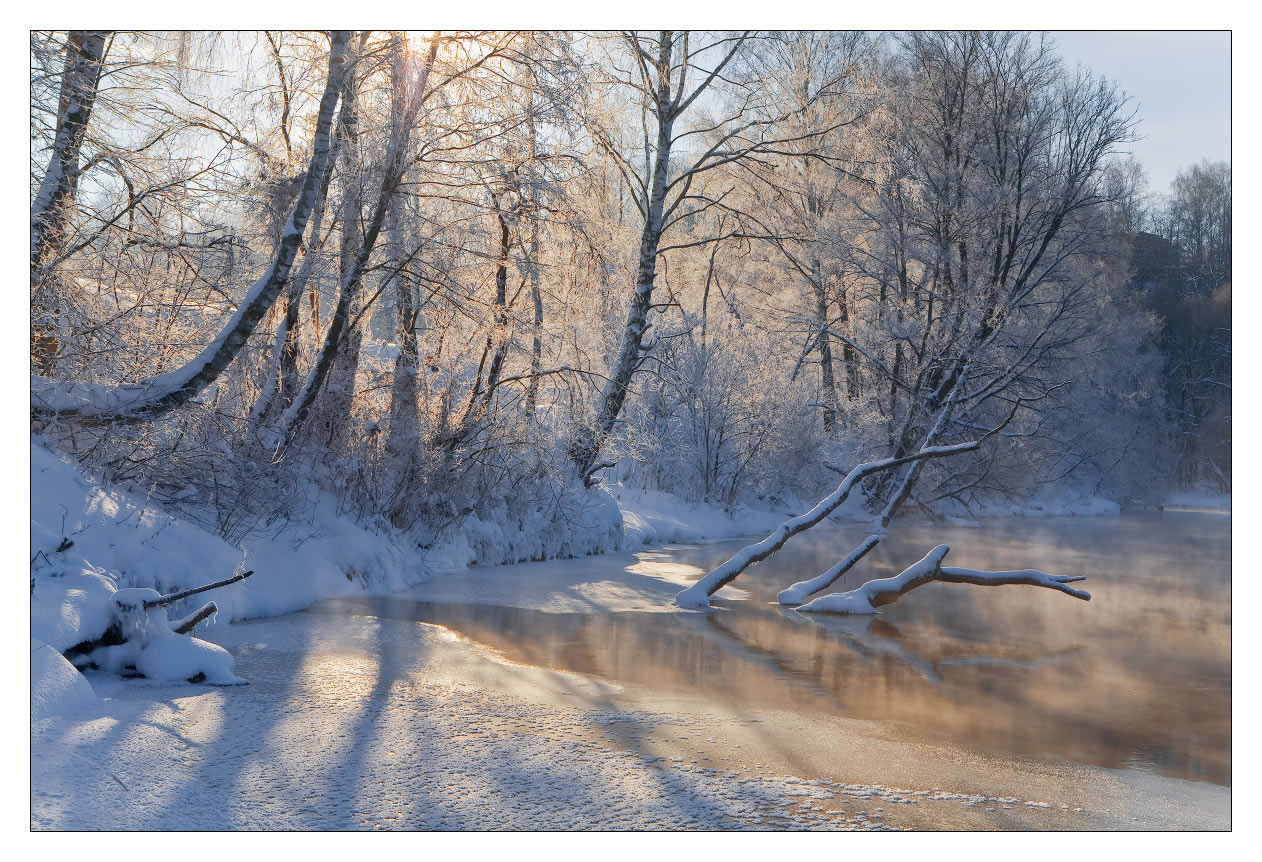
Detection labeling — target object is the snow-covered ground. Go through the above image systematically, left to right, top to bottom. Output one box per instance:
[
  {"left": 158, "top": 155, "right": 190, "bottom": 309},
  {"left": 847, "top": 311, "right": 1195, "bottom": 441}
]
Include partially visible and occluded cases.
[
  {"left": 609, "top": 485, "right": 784, "bottom": 546},
  {"left": 31, "top": 609, "right": 1229, "bottom": 831}
]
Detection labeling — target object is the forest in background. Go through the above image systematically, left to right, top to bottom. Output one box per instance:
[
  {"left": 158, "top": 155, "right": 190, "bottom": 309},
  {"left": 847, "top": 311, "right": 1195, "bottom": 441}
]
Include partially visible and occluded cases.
[{"left": 30, "top": 31, "right": 1231, "bottom": 564}]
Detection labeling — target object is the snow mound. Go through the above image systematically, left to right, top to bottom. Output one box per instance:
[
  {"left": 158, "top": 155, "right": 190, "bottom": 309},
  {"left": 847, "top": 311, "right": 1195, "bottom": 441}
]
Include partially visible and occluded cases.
[
  {"left": 611, "top": 486, "right": 782, "bottom": 546},
  {"left": 135, "top": 633, "right": 245, "bottom": 685},
  {"left": 31, "top": 640, "right": 97, "bottom": 721}
]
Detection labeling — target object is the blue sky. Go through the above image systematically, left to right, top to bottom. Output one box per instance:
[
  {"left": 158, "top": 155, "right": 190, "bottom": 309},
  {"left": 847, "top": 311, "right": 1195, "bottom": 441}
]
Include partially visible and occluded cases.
[{"left": 1051, "top": 31, "right": 1231, "bottom": 194}]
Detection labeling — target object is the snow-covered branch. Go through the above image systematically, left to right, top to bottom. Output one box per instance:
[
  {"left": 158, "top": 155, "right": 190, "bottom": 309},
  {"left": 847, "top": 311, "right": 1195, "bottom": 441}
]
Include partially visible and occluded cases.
[
  {"left": 674, "top": 441, "right": 982, "bottom": 609},
  {"left": 776, "top": 535, "right": 880, "bottom": 605},
  {"left": 796, "top": 545, "right": 1089, "bottom": 615}
]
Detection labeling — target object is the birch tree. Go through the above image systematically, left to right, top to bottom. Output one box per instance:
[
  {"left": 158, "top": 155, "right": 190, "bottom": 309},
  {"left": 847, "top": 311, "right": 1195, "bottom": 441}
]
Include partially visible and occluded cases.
[
  {"left": 570, "top": 30, "right": 801, "bottom": 482},
  {"left": 31, "top": 31, "right": 109, "bottom": 374},
  {"left": 32, "top": 31, "right": 353, "bottom": 423}
]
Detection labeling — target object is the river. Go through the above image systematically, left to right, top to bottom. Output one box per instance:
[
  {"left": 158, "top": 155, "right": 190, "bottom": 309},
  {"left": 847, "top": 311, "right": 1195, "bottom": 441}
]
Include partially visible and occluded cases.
[{"left": 323, "top": 509, "right": 1231, "bottom": 788}]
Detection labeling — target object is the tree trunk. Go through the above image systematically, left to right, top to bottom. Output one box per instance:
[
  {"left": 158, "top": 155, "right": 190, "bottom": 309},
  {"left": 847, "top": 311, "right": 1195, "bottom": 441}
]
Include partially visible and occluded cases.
[
  {"left": 31, "top": 30, "right": 109, "bottom": 375},
  {"left": 572, "top": 33, "right": 675, "bottom": 481},
  {"left": 320, "top": 36, "right": 367, "bottom": 452},
  {"left": 384, "top": 36, "right": 422, "bottom": 522},
  {"left": 523, "top": 62, "right": 544, "bottom": 420},
  {"left": 385, "top": 200, "right": 421, "bottom": 520},
  {"left": 483, "top": 202, "right": 512, "bottom": 404},
  {"left": 811, "top": 260, "right": 837, "bottom": 435},
  {"left": 878, "top": 364, "right": 970, "bottom": 527},
  {"left": 796, "top": 545, "right": 1089, "bottom": 614}
]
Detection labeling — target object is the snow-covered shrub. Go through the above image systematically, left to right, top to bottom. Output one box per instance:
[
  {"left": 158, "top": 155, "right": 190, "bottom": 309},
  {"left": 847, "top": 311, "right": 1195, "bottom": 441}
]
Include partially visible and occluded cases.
[{"left": 614, "top": 324, "right": 829, "bottom": 509}]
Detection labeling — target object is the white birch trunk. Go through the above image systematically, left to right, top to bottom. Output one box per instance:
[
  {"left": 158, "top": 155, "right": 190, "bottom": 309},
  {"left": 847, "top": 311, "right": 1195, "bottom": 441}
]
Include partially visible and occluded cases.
[
  {"left": 31, "top": 30, "right": 108, "bottom": 374},
  {"left": 572, "top": 34, "right": 676, "bottom": 481}
]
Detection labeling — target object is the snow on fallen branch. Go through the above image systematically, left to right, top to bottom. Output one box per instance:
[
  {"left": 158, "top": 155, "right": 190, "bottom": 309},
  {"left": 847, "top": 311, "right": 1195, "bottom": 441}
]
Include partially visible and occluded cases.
[
  {"left": 676, "top": 391, "right": 1027, "bottom": 610},
  {"left": 674, "top": 441, "right": 982, "bottom": 609},
  {"left": 776, "top": 535, "right": 881, "bottom": 605},
  {"left": 796, "top": 544, "right": 1089, "bottom": 615},
  {"left": 142, "top": 569, "right": 253, "bottom": 609},
  {"left": 64, "top": 570, "right": 256, "bottom": 685}
]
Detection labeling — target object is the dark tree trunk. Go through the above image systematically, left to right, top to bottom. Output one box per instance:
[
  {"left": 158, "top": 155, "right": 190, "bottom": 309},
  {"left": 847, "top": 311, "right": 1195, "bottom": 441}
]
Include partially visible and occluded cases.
[{"left": 31, "top": 30, "right": 109, "bottom": 375}]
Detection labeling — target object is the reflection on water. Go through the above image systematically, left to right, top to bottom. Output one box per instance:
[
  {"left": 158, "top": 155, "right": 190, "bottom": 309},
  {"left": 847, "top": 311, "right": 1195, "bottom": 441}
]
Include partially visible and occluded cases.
[{"left": 316, "top": 512, "right": 1230, "bottom": 786}]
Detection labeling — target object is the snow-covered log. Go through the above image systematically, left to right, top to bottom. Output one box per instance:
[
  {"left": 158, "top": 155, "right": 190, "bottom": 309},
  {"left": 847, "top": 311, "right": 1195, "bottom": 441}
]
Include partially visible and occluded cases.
[
  {"left": 31, "top": 32, "right": 351, "bottom": 424},
  {"left": 674, "top": 441, "right": 982, "bottom": 609},
  {"left": 776, "top": 535, "right": 881, "bottom": 605},
  {"left": 796, "top": 545, "right": 1090, "bottom": 615},
  {"left": 938, "top": 567, "right": 1091, "bottom": 598},
  {"left": 146, "top": 570, "right": 253, "bottom": 609},
  {"left": 66, "top": 571, "right": 253, "bottom": 660},
  {"left": 171, "top": 601, "right": 218, "bottom": 635}
]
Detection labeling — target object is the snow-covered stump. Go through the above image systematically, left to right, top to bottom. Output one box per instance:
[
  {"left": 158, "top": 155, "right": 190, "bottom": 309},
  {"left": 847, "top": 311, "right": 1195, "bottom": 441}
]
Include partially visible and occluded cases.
[
  {"left": 777, "top": 535, "right": 881, "bottom": 605},
  {"left": 796, "top": 545, "right": 1090, "bottom": 615},
  {"left": 65, "top": 572, "right": 254, "bottom": 685}
]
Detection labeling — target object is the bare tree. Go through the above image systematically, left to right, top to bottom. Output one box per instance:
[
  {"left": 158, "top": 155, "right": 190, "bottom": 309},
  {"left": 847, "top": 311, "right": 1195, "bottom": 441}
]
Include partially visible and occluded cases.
[
  {"left": 570, "top": 30, "right": 776, "bottom": 481},
  {"left": 32, "top": 31, "right": 353, "bottom": 423},
  {"left": 836, "top": 32, "right": 1138, "bottom": 521}
]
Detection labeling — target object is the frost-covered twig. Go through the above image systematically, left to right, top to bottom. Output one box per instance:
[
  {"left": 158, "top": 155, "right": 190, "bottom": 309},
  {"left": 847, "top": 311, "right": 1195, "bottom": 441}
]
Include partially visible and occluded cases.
[
  {"left": 674, "top": 442, "right": 982, "bottom": 609},
  {"left": 776, "top": 535, "right": 881, "bottom": 605},
  {"left": 797, "top": 545, "right": 1090, "bottom": 615}
]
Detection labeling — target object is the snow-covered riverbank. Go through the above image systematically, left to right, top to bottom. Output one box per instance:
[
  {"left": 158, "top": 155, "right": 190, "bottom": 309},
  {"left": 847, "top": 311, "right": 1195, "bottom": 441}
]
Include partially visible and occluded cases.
[
  {"left": 29, "top": 440, "right": 784, "bottom": 717},
  {"left": 31, "top": 440, "right": 1233, "bottom": 832}
]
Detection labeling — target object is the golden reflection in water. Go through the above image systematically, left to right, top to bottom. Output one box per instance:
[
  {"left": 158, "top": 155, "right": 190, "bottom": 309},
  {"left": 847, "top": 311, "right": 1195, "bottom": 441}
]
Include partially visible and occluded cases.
[{"left": 322, "top": 512, "right": 1230, "bottom": 785}]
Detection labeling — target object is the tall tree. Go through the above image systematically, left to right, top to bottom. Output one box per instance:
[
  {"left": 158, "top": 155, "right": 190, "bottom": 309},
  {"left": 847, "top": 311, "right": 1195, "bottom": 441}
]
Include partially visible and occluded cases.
[
  {"left": 31, "top": 30, "right": 109, "bottom": 374},
  {"left": 572, "top": 30, "right": 834, "bottom": 482},
  {"left": 836, "top": 32, "right": 1138, "bottom": 521}
]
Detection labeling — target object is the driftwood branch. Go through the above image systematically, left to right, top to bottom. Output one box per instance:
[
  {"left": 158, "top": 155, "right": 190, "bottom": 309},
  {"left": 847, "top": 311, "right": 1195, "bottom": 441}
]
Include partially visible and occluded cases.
[
  {"left": 777, "top": 535, "right": 881, "bottom": 605},
  {"left": 796, "top": 545, "right": 1089, "bottom": 615},
  {"left": 146, "top": 570, "right": 253, "bottom": 608},
  {"left": 64, "top": 572, "right": 251, "bottom": 662}
]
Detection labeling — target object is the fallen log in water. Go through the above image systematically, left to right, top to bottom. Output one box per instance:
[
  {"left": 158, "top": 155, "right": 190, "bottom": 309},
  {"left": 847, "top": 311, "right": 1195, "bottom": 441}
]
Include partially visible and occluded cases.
[{"left": 796, "top": 545, "right": 1089, "bottom": 614}]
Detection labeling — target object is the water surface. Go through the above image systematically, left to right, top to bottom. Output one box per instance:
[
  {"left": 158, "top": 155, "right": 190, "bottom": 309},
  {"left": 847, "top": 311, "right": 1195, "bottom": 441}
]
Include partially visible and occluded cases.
[{"left": 318, "top": 511, "right": 1230, "bottom": 785}]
